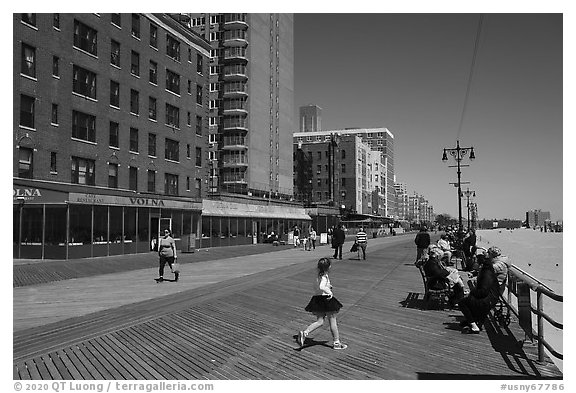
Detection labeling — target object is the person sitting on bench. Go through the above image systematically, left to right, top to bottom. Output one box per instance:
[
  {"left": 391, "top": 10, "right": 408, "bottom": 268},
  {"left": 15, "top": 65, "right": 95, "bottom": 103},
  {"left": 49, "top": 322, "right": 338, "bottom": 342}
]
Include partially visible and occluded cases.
[
  {"left": 437, "top": 235, "right": 453, "bottom": 264},
  {"left": 422, "top": 246, "right": 465, "bottom": 306},
  {"left": 458, "top": 247, "right": 505, "bottom": 334}
]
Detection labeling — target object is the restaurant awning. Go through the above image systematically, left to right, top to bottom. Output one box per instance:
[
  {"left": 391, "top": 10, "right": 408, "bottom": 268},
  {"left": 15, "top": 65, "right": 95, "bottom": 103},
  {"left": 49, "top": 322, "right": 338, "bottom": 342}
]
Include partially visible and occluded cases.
[{"left": 202, "top": 200, "right": 311, "bottom": 220}]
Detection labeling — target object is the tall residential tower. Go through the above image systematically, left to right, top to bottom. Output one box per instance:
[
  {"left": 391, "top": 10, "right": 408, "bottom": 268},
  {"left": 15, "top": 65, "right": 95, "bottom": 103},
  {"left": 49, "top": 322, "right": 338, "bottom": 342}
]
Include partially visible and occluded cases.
[{"left": 187, "top": 13, "right": 295, "bottom": 199}]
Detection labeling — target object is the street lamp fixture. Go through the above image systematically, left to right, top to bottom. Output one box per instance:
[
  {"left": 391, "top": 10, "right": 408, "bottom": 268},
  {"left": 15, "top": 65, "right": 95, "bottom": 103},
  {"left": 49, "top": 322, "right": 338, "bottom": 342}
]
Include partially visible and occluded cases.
[
  {"left": 441, "top": 140, "right": 476, "bottom": 235},
  {"left": 462, "top": 188, "right": 476, "bottom": 230}
]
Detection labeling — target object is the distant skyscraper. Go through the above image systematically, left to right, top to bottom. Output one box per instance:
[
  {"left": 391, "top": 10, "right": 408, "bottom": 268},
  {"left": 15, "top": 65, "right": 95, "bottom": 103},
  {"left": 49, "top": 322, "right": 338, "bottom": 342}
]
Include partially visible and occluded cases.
[{"left": 299, "top": 104, "right": 322, "bottom": 132}]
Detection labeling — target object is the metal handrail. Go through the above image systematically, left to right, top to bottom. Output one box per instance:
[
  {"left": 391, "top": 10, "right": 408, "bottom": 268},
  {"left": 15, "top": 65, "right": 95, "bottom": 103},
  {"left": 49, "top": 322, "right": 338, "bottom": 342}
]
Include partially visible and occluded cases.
[{"left": 501, "top": 264, "right": 563, "bottom": 362}]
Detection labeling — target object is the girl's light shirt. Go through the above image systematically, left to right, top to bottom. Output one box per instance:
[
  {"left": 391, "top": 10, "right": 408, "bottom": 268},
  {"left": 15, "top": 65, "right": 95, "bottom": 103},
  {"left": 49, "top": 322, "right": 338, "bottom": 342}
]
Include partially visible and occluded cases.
[{"left": 315, "top": 274, "right": 333, "bottom": 296}]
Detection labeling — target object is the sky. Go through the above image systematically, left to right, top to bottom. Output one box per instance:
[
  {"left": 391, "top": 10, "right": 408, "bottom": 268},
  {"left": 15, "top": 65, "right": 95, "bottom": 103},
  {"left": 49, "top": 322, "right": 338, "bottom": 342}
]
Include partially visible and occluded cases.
[{"left": 294, "top": 13, "right": 564, "bottom": 222}]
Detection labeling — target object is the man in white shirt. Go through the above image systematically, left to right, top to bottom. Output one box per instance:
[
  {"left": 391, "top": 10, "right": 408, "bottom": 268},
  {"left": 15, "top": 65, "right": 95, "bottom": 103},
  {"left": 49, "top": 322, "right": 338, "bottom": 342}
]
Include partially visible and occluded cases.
[
  {"left": 355, "top": 227, "right": 368, "bottom": 260},
  {"left": 437, "top": 234, "right": 452, "bottom": 264}
]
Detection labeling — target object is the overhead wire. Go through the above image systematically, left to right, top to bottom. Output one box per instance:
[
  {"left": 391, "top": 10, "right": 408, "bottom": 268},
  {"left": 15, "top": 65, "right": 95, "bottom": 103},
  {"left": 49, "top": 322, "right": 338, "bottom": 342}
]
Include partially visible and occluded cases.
[{"left": 456, "top": 14, "right": 484, "bottom": 142}]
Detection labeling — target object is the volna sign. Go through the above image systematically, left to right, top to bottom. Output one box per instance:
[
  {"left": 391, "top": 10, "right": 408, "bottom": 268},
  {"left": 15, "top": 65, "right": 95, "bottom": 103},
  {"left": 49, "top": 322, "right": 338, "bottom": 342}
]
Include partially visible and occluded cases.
[{"left": 129, "top": 197, "right": 165, "bottom": 206}]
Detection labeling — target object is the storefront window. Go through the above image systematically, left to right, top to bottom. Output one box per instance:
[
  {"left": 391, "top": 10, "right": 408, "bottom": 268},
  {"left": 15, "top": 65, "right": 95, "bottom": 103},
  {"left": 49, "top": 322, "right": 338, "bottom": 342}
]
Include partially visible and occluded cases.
[
  {"left": 69, "top": 205, "right": 92, "bottom": 245},
  {"left": 93, "top": 205, "right": 108, "bottom": 243},
  {"left": 13, "top": 206, "right": 20, "bottom": 251},
  {"left": 21, "top": 206, "right": 42, "bottom": 245},
  {"left": 44, "top": 206, "right": 67, "bottom": 259},
  {"left": 110, "top": 206, "right": 123, "bottom": 243},
  {"left": 137, "top": 207, "right": 149, "bottom": 242},
  {"left": 124, "top": 208, "right": 136, "bottom": 242},
  {"left": 172, "top": 210, "right": 182, "bottom": 239},
  {"left": 183, "top": 212, "right": 192, "bottom": 236},
  {"left": 230, "top": 217, "right": 238, "bottom": 237}
]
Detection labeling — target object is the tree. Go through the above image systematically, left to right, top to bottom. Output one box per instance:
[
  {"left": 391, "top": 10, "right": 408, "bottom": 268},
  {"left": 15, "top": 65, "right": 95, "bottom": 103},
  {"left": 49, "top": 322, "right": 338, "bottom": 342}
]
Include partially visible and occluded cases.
[{"left": 436, "top": 213, "right": 456, "bottom": 228}]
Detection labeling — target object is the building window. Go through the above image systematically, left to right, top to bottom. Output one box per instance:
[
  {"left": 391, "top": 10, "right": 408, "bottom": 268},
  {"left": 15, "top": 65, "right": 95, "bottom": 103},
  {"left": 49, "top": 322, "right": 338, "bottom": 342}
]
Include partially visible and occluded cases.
[
  {"left": 21, "top": 13, "right": 36, "bottom": 27},
  {"left": 111, "top": 13, "right": 121, "bottom": 27},
  {"left": 53, "top": 14, "right": 60, "bottom": 29},
  {"left": 131, "top": 14, "right": 140, "bottom": 38},
  {"left": 73, "top": 19, "right": 97, "bottom": 55},
  {"left": 149, "top": 23, "right": 158, "bottom": 48},
  {"left": 166, "top": 34, "right": 180, "bottom": 61},
  {"left": 111, "top": 40, "right": 120, "bottom": 67},
  {"left": 21, "top": 43, "right": 35, "bottom": 78},
  {"left": 188, "top": 48, "right": 192, "bottom": 62},
  {"left": 131, "top": 51, "right": 140, "bottom": 76},
  {"left": 197, "top": 53, "right": 203, "bottom": 74},
  {"left": 52, "top": 56, "right": 59, "bottom": 77},
  {"left": 149, "top": 61, "right": 158, "bottom": 84},
  {"left": 72, "top": 65, "right": 97, "bottom": 99},
  {"left": 166, "top": 69, "right": 180, "bottom": 94},
  {"left": 110, "top": 80, "right": 120, "bottom": 107},
  {"left": 187, "top": 80, "right": 192, "bottom": 94},
  {"left": 210, "top": 82, "right": 218, "bottom": 92},
  {"left": 196, "top": 85, "right": 203, "bottom": 105},
  {"left": 130, "top": 89, "right": 139, "bottom": 114},
  {"left": 20, "top": 95, "right": 35, "bottom": 129},
  {"left": 148, "top": 96, "right": 157, "bottom": 120},
  {"left": 165, "top": 103, "right": 179, "bottom": 128},
  {"left": 51, "top": 104, "right": 58, "bottom": 125},
  {"left": 72, "top": 110, "right": 96, "bottom": 142},
  {"left": 187, "top": 112, "right": 191, "bottom": 126},
  {"left": 196, "top": 116, "right": 202, "bottom": 136},
  {"left": 209, "top": 117, "right": 218, "bottom": 127},
  {"left": 109, "top": 121, "right": 119, "bottom": 148},
  {"left": 129, "top": 127, "right": 139, "bottom": 152},
  {"left": 148, "top": 133, "right": 156, "bottom": 156},
  {"left": 165, "top": 138, "right": 179, "bottom": 161},
  {"left": 187, "top": 144, "right": 191, "bottom": 159},
  {"left": 18, "top": 147, "right": 33, "bottom": 178},
  {"left": 195, "top": 147, "right": 202, "bottom": 167},
  {"left": 341, "top": 150, "right": 346, "bottom": 159},
  {"left": 317, "top": 151, "right": 321, "bottom": 160},
  {"left": 50, "top": 152, "right": 57, "bottom": 173},
  {"left": 71, "top": 156, "right": 95, "bottom": 185},
  {"left": 108, "top": 163, "right": 118, "bottom": 188},
  {"left": 341, "top": 164, "right": 346, "bottom": 173},
  {"left": 129, "top": 167, "right": 138, "bottom": 191},
  {"left": 147, "top": 170, "right": 156, "bottom": 192},
  {"left": 165, "top": 173, "right": 178, "bottom": 196},
  {"left": 186, "top": 176, "right": 190, "bottom": 191},
  {"left": 195, "top": 178, "right": 201, "bottom": 196},
  {"left": 317, "top": 178, "right": 321, "bottom": 186},
  {"left": 341, "top": 178, "right": 346, "bottom": 187}
]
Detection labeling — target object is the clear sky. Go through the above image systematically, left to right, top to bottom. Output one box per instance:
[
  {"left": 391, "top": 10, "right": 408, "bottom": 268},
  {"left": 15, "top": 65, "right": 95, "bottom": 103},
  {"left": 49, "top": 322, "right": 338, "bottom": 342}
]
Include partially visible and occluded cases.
[{"left": 294, "top": 13, "right": 563, "bottom": 222}]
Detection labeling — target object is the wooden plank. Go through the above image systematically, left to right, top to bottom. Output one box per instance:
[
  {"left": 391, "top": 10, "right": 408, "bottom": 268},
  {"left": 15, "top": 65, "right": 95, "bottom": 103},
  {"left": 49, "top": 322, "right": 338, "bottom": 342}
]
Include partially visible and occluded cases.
[
  {"left": 104, "top": 333, "right": 160, "bottom": 379},
  {"left": 92, "top": 336, "right": 144, "bottom": 379},
  {"left": 84, "top": 339, "right": 127, "bottom": 380},
  {"left": 40, "top": 354, "right": 63, "bottom": 380},
  {"left": 24, "top": 359, "right": 42, "bottom": 379}
]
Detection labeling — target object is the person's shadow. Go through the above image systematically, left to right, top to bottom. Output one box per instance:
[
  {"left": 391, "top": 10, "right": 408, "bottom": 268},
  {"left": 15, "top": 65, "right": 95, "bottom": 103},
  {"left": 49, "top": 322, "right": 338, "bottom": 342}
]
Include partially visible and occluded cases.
[{"left": 291, "top": 335, "right": 332, "bottom": 351}]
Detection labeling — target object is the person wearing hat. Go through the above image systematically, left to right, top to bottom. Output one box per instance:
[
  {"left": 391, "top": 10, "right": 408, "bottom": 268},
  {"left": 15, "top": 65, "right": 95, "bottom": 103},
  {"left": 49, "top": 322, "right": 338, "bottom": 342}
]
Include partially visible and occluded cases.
[
  {"left": 414, "top": 226, "right": 431, "bottom": 263},
  {"left": 422, "top": 245, "right": 465, "bottom": 307},
  {"left": 458, "top": 246, "right": 504, "bottom": 333},
  {"left": 487, "top": 246, "right": 509, "bottom": 287}
]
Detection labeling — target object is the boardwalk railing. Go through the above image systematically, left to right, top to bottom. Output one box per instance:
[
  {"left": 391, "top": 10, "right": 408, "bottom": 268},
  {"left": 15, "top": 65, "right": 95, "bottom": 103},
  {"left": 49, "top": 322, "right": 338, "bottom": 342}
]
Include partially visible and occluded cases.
[{"left": 502, "top": 264, "right": 563, "bottom": 362}]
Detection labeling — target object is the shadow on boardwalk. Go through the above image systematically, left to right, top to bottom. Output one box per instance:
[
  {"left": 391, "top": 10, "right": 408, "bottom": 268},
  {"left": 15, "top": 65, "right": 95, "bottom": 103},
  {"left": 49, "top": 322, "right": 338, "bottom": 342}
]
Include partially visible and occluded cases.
[{"left": 13, "top": 235, "right": 562, "bottom": 380}]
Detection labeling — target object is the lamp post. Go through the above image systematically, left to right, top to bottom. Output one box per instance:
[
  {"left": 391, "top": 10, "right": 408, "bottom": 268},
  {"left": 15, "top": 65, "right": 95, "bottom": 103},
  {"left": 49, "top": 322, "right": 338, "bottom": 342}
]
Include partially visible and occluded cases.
[
  {"left": 442, "top": 140, "right": 475, "bottom": 235},
  {"left": 462, "top": 188, "right": 476, "bottom": 230}
]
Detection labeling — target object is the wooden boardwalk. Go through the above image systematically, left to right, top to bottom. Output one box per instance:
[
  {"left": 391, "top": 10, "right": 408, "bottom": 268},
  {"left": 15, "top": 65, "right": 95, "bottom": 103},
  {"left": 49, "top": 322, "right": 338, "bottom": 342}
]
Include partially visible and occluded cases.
[{"left": 13, "top": 236, "right": 562, "bottom": 380}]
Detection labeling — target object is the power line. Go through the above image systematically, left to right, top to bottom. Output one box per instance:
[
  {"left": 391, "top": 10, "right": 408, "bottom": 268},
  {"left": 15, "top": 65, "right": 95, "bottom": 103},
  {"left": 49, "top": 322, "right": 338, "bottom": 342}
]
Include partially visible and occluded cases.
[{"left": 456, "top": 14, "right": 484, "bottom": 141}]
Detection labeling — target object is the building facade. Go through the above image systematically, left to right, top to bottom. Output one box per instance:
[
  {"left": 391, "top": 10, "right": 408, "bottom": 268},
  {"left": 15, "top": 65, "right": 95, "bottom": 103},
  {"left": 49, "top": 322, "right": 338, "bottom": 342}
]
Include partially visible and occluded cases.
[
  {"left": 13, "top": 13, "right": 213, "bottom": 259},
  {"left": 187, "top": 13, "right": 295, "bottom": 199},
  {"left": 299, "top": 104, "right": 322, "bottom": 132},
  {"left": 294, "top": 128, "right": 394, "bottom": 217},
  {"left": 293, "top": 133, "right": 388, "bottom": 217},
  {"left": 393, "top": 181, "right": 408, "bottom": 220},
  {"left": 526, "top": 209, "right": 551, "bottom": 228}
]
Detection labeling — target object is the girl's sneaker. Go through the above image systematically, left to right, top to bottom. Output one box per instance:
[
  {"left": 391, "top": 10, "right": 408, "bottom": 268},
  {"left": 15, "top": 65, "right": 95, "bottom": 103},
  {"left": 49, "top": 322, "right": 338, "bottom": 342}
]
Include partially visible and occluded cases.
[
  {"left": 297, "top": 331, "right": 306, "bottom": 347},
  {"left": 333, "top": 342, "right": 348, "bottom": 350}
]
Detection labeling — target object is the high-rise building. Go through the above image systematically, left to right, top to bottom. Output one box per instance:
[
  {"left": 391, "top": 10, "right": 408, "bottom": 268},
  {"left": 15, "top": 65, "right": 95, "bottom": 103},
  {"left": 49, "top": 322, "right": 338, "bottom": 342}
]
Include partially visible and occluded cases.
[
  {"left": 13, "top": 13, "right": 212, "bottom": 259},
  {"left": 187, "top": 13, "right": 295, "bottom": 199},
  {"left": 299, "top": 104, "right": 322, "bottom": 132},
  {"left": 294, "top": 127, "right": 394, "bottom": 217},
  {"left": 394, "top": 182, "right": 408, "bottom": 220},
  {"left": 526, "top": 209, "right": 551, "bottom": 228}
]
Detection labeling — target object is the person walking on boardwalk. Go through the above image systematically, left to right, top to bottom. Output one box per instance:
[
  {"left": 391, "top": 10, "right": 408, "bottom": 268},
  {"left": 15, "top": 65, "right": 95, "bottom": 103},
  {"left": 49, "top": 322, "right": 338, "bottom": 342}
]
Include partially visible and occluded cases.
[
  {"left": 332, "top": 224, "right": 346, "bottom": 260},
  {"left": 293, "top": 226, "right": 300, "bottom": 248},
  {"left": 414, "top": 226, "right": 431, "bottom": 263},
  {"left": 309, "top": 227, "right": 317, "bottom": 250},
  {"left": 355, "top": 227, "right": 368, "bottom": 260},
  {"left": 157, "top": 229, "right": 179, "bottom": 282},
  {"left": 297, "top": 258, "right": 347, "bottom": 350}
]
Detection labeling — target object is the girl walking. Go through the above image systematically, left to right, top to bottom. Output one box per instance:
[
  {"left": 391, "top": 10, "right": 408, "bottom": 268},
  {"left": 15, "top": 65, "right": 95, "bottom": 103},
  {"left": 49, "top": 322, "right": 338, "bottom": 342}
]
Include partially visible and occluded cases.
[{"left": 297, "top": 258, "right": 347, "bottom": 350}]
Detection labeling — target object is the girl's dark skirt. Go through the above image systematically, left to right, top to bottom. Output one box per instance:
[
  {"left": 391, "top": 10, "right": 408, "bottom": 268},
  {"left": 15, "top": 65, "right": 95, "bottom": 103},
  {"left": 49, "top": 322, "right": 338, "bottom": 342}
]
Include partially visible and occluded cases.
[{"left": 304, "top": 295, "right": 343, "bottom": 315}]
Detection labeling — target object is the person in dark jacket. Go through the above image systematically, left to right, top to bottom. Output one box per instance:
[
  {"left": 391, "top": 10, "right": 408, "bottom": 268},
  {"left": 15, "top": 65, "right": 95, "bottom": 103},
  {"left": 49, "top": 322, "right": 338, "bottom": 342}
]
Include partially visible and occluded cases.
[
  {"left": 332, "top": 224, "right": 346, "bottom": 260},
  {"left": 414, "top": 226, "right": 431, "bottom": 263},
  {"left": 462, "top": 229, "right": 477, "bottom": 270},
  {"left": 423, "top": 246, "right": 465, "bottom": 306},
  {"left": 458, "top": 250, "right": 501, "bottom": 333}
]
